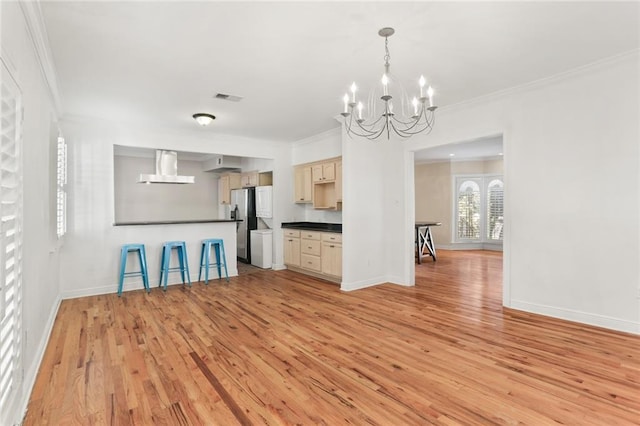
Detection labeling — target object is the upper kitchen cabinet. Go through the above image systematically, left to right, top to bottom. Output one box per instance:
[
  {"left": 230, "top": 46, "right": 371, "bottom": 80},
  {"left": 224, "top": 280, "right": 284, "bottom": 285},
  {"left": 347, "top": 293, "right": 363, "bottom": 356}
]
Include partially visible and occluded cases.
[
  {"left": 294, "top": 157, "right": 342, "bottom": 210},
  {"left": 335, "top": 160, "right": 342, "bottom": 202},
  {"left": 312, "top": 162, "right": 335, "bottom": 183},
  {"left": 294, "top": 165, "right": 312, "bottom": 203},
  {"left": 241, "top": 170, "right": 273, "bottom": 187},
  {"left": 219, "top": 172, "right": 241, "bottom": 204}
]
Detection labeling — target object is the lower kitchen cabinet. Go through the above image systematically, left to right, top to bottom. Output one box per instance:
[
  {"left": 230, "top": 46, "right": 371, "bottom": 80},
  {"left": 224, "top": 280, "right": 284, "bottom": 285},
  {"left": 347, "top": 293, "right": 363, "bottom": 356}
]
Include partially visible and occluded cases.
[
  {"left": 283, "top": 229, "right": 341, "bottom": 283},
  {"left": 283, "top": 230, "right": 301, "bottom": 267},
  {"left": 321, "top": 234, "right": 342, "bottom": 277}
]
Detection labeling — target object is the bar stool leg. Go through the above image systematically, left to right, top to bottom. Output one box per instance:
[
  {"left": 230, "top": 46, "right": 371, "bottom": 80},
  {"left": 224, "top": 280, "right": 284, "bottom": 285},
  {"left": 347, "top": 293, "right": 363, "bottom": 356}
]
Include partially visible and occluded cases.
[
  {"left": 198, "top": 242, "right": 205, "bottom": 282},
  {"left": 220, "top": 242, "right": 229, "bottom": 282},
  {"left": 214, "top": 243, "right": 222, "bottom": 280},
  {"left": 181, "top": 244, "right": 192, "bottom": 286},
  {"left": 139, "top": 245, "right": 150, "bottom": 292},
  {"left": 118, "top": 247, "right": 127, "bottom": 296}
]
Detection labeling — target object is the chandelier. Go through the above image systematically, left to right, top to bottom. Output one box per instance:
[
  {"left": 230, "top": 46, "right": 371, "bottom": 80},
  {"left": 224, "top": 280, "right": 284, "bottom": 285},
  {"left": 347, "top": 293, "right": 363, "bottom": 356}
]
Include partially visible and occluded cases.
[{"left": 340, "top": 27, "right": 437, "bottom": 140}]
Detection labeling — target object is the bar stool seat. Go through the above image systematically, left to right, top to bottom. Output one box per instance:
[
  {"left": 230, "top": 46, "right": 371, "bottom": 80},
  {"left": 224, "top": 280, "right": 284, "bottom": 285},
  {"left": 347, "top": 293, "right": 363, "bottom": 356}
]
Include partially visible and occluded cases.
[
  {"left": 199, "top": 238, "right": 229, "bottom": 283},
  {"left": 159, "top": 241, "right": 191, "bottom": 291},
  {"left": 118, "top": 244, "right": 150, "bottom": 296}
]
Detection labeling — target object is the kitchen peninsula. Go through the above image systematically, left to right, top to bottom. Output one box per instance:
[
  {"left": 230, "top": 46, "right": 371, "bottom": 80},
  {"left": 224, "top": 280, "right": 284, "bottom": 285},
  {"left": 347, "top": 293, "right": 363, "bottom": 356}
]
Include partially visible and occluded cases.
[
  {"left": 112, "top": 219, "right": 239, "bottom": 293},
  {"left": 282, "top": 222, "right": 342, "bottom": 283}
]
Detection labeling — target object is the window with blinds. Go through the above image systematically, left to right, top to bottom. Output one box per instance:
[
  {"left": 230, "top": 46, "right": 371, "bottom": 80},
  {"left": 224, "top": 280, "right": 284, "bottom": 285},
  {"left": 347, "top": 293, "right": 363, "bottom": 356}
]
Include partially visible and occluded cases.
[
  {"left": 0, "top": 57, "right": 23, "bottom": 419},
  {"left": 56, "top": 135, "right": 66, "bottom": 238},
  {"left": 454, "top": 175, "right": 503, "bottom": 244},
  {"left": 456, "top": 179, "right": 481, "bottom": 240}
]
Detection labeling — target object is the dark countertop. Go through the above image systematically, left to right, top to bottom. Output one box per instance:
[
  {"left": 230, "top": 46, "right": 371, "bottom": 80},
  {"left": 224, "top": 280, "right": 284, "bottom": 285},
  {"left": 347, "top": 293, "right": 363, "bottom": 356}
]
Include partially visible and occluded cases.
[
  {"left": 114, "top": 219, "right": 239, "bottom": 226},
  {"left": 282, "top": 221, "right": 342, "bottom": 233}
]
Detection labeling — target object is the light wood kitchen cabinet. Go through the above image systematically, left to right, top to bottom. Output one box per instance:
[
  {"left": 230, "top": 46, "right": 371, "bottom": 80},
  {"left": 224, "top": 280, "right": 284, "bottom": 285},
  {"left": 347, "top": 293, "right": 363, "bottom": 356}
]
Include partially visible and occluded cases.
[
  {"left": 294, "top": 157, "right": 341, "bottom": 210},
  {"left": 335, "top": 160, "right": 342, "bottom": 202},
  {"left": 312, "top": 162, "right": 335, "bottom": 183},
  {"left": 294, "top": 165, "right": 313, "bottom": 203},
  {"left": 241, "top": 171, "right": 259, "bottom": 187},
  {"left": 219, "top": 173, "right": 241, "bottom": 205},
  {"left": 283, "top": 229, "right": 341, "bottom": 283},
  {"left": 283, "top": 230, "right": 301, "bottom": 267},
  {"left": 300, "top": 231, "right": 322, "bottom": 272},
  {"left": 321, "top": 233, "right": 342, "bottom": 277}
]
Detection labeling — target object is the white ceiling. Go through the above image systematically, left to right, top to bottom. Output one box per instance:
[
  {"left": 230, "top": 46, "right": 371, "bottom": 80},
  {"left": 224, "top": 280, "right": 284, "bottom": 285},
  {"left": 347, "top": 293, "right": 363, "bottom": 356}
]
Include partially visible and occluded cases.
[{"left": 40, "top": 1, "right": 639, "bottom": 143}]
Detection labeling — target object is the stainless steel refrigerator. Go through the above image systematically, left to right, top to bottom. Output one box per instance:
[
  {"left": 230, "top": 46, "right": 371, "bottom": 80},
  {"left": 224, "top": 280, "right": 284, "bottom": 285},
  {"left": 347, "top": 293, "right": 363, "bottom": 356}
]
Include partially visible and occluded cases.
[{"left": 230, "top": 187, "right": 258, "bottom": 263}]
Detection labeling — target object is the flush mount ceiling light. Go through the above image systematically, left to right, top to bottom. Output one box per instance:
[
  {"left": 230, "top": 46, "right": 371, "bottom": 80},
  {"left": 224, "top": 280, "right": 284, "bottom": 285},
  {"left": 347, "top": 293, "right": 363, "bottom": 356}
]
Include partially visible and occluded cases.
[
  {"left": 341, "top": 27, "right": 437, "bottom": 140},
  {"left": 192, "top": 113, "right": 216, "bottom": 126}
]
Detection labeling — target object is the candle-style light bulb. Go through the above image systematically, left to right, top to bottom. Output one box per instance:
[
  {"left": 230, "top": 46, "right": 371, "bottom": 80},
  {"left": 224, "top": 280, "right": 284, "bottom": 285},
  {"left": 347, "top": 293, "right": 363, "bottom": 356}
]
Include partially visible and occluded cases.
[
  {"left": 381, "top": 74, "right": 389, "bottom": 96},
  {"left": 419, "top": 75, "right": 426, "bottom": 98},
  {"left": 350, "top": 82, "right": 357, "bottom": 103},
  {"left": 427, "top": 86, "right": 434, "bottom": 107},
  {"left": 343, "top": 94, "right": 350, "bottom": 113},
  {"left": 412, "top": 97, "right": 419, "bottom": 116},
  {"left": 357, "top": 102, "right": 363, "bottom": 120}
]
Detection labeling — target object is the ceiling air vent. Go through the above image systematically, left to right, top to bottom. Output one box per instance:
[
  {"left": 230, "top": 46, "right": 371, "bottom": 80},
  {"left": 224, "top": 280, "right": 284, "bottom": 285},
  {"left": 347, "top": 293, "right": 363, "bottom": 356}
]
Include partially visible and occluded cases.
[{"left": 214, "top": 93, "right": 243, "bottom": 102}]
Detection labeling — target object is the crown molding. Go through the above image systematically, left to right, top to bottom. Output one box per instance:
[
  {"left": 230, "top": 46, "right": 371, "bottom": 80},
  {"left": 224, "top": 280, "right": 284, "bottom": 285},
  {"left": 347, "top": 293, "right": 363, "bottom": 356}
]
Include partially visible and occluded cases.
[
  {"left": 19, "top": 0, "right": 63, "bottom": 116},
  {"left": 438, "top": 49, "right": 640, "bottom": 116},
  {"left": 293, "top": 126, "right": 341, "bottom": 146}
]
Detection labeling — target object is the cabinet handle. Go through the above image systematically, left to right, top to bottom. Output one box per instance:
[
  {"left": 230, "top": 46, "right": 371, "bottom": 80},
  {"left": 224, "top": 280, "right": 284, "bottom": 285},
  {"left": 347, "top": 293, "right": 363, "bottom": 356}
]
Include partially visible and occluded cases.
[
  {"left": 288, "top": 239, "right": 293, "bottom": 242},
  {"left": 330, "top": 245, "right": 335, "bottom": 248},
  {"left": 308, "top": 246, "right": 312, "bottom": 249}
]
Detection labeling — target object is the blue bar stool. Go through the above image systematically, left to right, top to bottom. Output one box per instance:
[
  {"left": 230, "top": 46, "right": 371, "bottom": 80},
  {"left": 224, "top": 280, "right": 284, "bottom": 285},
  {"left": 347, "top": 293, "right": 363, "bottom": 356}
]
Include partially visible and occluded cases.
[
  {"left": 198, "top": 238, "right": 229, "bottom": 283},
  {"left": 159, "top": 241, "right": 191, "bottom": 291},
  {"left": 118, "top": 244, "right": 150, "bottom": 296}
]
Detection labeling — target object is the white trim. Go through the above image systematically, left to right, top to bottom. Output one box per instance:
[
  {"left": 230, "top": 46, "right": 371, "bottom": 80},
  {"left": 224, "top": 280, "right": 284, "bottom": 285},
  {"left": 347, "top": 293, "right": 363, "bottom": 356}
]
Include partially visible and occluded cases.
[
  {"left": 18, "top": 1, "right": 63, "bottom": 115},
  {"left": 437, "top": 49, "right": 640, "bottom": 117},
  {"left": 292, "top": 127, "right": 341, "bottom": 147},
  {"left": 436, "top": 243, "right": 503, "bottom": 251},
  {"left": 272, "top": 263, "right": 287, "bottom": 271},
  {"left": 60, "top": 270, "right": 239, "bottom": 300},
  {"left": 340, "top": 277, "right": 384, "bottom": 292},
  {"left": 15, "top": 296, "right": 61, "bottom": 425},
  {"left": 510, "top": 300, "right": 640, "bottom": 335}
]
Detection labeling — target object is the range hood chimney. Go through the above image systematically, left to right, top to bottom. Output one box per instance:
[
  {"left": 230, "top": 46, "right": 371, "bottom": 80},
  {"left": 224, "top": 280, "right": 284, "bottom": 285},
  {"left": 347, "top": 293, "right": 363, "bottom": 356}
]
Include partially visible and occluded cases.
[{"left": 138, "top": 150, "right": 195, "bottom": 184}]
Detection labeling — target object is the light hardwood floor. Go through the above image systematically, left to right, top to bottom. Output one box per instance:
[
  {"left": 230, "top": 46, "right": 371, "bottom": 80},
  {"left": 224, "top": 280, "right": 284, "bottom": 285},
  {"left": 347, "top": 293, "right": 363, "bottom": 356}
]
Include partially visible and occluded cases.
[{"left": 24, "top": 250, "right": 640, "bottom": 425}]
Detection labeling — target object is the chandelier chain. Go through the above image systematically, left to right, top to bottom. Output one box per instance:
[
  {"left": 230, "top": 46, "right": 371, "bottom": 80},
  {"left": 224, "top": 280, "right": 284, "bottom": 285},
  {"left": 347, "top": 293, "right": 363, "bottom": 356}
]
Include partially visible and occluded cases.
[{"left": 384, "top": 36, "right": 390, "bottom": 65}]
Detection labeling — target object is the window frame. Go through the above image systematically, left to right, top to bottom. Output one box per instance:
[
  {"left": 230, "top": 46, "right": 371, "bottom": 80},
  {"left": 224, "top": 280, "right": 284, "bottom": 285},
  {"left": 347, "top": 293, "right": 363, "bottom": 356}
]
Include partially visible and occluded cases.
[{"left": 453, "top": 173, "right": 504, "bottom": 246}]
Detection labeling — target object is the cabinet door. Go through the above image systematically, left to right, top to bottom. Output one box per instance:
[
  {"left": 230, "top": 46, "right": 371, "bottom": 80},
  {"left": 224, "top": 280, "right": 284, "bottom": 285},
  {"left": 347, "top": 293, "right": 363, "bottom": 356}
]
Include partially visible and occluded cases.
[
  {"left": 335, "top": 161, "right": 342, "bottom": 201},
  {"left": 322, "top": 162, "right": 335, "bottom": 181},
  {"left": 312, "top": 164, "right": 324, "bottom": 183},
  {"left": 294, "top": 166, "right": 312, "bottom": 203},
  {"left": 248, "top": 172, "right": 258, "bottom": 187},
  {"left": 220, "top": 175, "right": 230, "bottom": 204},
  {"left": 284, "top": 237, "right": 301, "bottom": 267},
  {"left": 321, "top": 242, "right": 342, "bottom": 277}
]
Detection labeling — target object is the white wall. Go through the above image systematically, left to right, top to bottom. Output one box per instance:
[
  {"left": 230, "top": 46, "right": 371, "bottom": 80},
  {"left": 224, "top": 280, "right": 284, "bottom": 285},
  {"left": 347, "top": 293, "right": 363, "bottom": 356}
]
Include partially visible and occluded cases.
[
  {"left": 1, "top": 2, "right": 62, "bottom": 425},
  {"left": 404, "top": 52, "right": 640, "bottom": 333},
  {"left": 59, "top": 118, "right": 295, "bottom": 291},
  {"left": 114, "top": 156, "right": 219, "bottom": 222}
]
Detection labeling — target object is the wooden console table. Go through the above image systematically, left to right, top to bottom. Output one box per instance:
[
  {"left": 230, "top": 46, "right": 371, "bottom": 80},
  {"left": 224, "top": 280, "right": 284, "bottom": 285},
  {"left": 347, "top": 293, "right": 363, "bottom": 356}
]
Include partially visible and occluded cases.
[{"left": 415, "top": 222, "right": 441, "bottom": 264}]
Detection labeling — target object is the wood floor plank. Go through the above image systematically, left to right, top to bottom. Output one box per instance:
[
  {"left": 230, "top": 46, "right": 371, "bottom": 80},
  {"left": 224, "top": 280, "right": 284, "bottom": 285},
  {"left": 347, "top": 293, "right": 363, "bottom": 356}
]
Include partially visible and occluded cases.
[{"left": 23, "top": 250, "right": 640, "bottom": 425}]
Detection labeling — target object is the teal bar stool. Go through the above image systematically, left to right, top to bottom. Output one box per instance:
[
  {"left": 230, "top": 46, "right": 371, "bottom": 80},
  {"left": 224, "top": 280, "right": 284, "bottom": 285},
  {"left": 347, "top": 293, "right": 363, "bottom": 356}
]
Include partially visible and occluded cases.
[
  {"left": 198, "top": 238, "right": 229, "bottom": 283},
  {"left": 159, "top": 241, "right": 191, "bottom": 291},
  {"left": 118, "top": 244, "right": 150, "bottom": 296}
]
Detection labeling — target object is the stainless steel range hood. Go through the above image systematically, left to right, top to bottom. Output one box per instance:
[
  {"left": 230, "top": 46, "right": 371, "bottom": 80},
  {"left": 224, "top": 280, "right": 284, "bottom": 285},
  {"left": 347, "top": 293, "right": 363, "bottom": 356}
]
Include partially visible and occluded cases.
[{"left": 138, "top": 150, "right": 195, "bottom": 184}]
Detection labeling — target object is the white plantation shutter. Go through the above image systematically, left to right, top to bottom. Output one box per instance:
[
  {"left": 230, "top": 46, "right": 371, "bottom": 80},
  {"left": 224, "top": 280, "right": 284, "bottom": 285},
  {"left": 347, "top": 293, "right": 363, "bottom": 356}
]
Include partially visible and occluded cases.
[
  {"left": 0, "top": 57, "right": 23, "bottom": 419},
  {"left": 56, "top": 135, "right": 67, "bottom": 238},
  {"left": 456, "top": 179, "right": 481, "bottom": 240},
  {"left": 486, "top": 179, "right": 504, "bottom": 241}
]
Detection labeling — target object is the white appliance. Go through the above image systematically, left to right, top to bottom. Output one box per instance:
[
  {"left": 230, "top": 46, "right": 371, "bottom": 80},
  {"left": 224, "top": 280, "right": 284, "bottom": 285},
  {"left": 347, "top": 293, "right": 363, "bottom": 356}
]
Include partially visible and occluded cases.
[
  {"left": 255, "top": 185, "right": 273, "bottom": 218},
  {"left": 250, "top": 230, "right": 273, "bottom": 269}
]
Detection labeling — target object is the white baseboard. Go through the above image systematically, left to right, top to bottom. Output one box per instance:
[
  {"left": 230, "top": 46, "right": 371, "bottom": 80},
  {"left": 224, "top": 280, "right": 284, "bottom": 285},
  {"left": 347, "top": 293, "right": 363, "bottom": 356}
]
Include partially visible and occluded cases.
[
  {"left": 436, "top": 243, "right": 503, "bottom": 251},
  {"left": 272, "top": 263, "right": 286, "bottom": 271},
  {"left": 61, "top": 270, "right": 239, "bottom": 300},
  {"left": 340, "top": 276, "right": 385, "bottom": 292},
  {"left": 16, "top": 295, "right": 62, "bottom": 425},
  {"left": 510, "top": 299, "right": 640, "bottom": 335}
]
